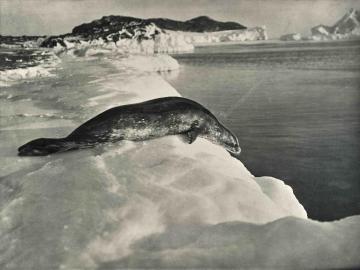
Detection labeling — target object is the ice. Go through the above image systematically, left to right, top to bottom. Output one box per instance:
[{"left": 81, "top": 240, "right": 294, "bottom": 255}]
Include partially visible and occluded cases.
[
  {"left": 309, "top": 9, "right": 360, "bottom": 41},
  {"left": 174, "top": 26, "right": 268, "bottom": 44},
  {"left": 0, "top": 53, "right": 359, "bottom": 270},
  {"left": 0, "top": 53, "right": 60, "bottom": 87},
  {"left": 110, "top": 54, "right": 179, "bottom": 73},
  {"left": 0, "top": 66, "right": 53, "bottom": 84},
  {"left": 0, "top": 119, "right": 74, "bottom": 130},
  {"left": 0, "top": 135, "right": 307, "bottom": 269},
  {"left": 107, "top": 215, "right": 360, "bottom": 269}
]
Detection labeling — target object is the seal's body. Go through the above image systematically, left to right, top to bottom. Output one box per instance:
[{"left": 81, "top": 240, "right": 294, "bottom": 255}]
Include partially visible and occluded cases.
[{"left": 18, "top": 97, "right": 240, "bottom": 156}]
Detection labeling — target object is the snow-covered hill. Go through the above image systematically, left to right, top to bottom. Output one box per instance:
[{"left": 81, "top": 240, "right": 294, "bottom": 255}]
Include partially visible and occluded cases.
[{"left": 35, "top": 15, "right": 267, "bottom": 53}]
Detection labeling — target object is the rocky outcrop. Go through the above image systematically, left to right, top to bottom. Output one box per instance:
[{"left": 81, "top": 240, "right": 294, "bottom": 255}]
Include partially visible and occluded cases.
[{"left": 72, "top": 15, "right": 246, "bottom": 38}]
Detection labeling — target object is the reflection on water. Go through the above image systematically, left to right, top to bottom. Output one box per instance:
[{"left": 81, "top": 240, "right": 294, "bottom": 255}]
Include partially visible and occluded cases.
[{"left": 168, "top": 40, "right": 360, "bottom": 221}]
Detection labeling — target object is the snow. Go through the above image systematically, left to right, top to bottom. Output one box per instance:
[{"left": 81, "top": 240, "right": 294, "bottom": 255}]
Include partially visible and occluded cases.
[
  {"left": 0, "top": 52, "right": 359, "bottom": 270},
  {"left": 110, "top": 54, "right": 179, "bottom": 72},
  {"left": 107, "top": 215, "right": 360, "bottom": 269}
]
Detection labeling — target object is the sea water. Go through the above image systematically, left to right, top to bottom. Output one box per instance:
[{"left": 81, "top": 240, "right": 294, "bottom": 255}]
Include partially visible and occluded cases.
[{"left": 168, "top": 40, "right": 360, "bottom": 220}]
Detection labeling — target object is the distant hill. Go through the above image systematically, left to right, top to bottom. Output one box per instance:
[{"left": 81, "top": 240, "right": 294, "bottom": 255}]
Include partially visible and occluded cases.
[
  {"left": 72, "top": 15, "right": 246, "bottom": 38},
  {"left": 146, "top": 16, "right": 246, "bottom": 32}
]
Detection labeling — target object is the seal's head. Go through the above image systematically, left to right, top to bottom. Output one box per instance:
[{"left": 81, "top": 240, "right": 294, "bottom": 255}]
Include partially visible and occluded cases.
[
  {"left": 205, "top": 121, "right": 241, "bottom": 156},
  {"left": 18, "top": 138, "right": 66, "bottom": 156}
]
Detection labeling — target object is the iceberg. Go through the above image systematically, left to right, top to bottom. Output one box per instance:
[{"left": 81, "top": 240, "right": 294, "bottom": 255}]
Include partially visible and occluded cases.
[
  {"left": 309, "top": 8, "right": 360, "bottom": 40},
  {"left": 280, "top": 33, "right": 302, "bottom": 41},
  {"left": 0, "top": 53, "right": 359, "bottom": 270}
]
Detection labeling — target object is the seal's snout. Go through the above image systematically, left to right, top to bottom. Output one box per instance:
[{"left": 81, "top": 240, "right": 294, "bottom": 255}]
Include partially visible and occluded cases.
[
  {"left": 225, "top": 130, "right": 241, "bottom": 156},
  {"left": 17, "top": 138, "right": 63, "bottom": 157},
  {"left": 228, "top": 142, "right": 241, "bottom": 155},
  {"left": 233, "top": 143, "right": 241, "bottom": 155},
  {"left": 18, "top": 144, "right": 47, "bottom": 156},
  {"left": 18, "top": 144, "right": 31, "bottom": 156},
  {"left": 18, "top": 147, "right": 27, "bottom": 156}
]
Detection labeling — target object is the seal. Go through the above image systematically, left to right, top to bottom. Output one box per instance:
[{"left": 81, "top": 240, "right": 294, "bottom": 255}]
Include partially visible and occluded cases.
[{"left": 18, "top": 97, "right": 241, "bottom": 156}]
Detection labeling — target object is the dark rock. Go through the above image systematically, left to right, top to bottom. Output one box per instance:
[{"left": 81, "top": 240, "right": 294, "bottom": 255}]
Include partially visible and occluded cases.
[
  {"left": 71, "top": 15, "right": 246, "bottom": 37},
  {"left": 40, "top": 36, "right": 67, "bottom": 48}
]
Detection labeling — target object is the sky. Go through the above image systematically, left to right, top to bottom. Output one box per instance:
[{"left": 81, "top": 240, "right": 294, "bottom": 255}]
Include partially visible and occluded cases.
[{"left": 1, "top": 0, "right": 360, "bottom": 38}]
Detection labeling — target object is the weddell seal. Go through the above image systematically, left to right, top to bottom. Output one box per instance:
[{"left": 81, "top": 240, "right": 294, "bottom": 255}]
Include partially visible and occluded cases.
[{"left": 18, "top": 97, "right": 241, "bottom": 156}]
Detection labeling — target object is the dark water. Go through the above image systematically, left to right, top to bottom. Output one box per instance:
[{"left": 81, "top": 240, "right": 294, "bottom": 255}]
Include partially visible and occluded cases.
[{"left": 169, "top": 40, "right": 360, "bottom": 221}]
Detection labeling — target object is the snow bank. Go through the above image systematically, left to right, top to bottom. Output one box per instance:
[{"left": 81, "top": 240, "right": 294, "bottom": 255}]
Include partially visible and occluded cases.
[{"left": 86, "top": 73, "right": 180, "bottom": 110}]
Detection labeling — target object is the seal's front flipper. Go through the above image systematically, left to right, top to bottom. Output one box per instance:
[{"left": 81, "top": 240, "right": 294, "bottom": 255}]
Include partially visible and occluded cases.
[
  {"left": 181, "top": 121, "right": 201, "bottom": 144},
  {"left": 184, "top": 129, "right": 200, "bottom": 144}
]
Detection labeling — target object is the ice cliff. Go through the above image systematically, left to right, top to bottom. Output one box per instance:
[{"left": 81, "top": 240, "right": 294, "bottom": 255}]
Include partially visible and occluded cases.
[
  {"left": 1, "top": 15, "right": 267, "bottom": 53},
  {"left": 35, "top": 15, "right": 266, "bottom": 53},
  {"left": 167, "top": 26, "right": 267, "bottom": 44},
  {"left": 0, "top": 53, "right": 359, "bottom": 269}
]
